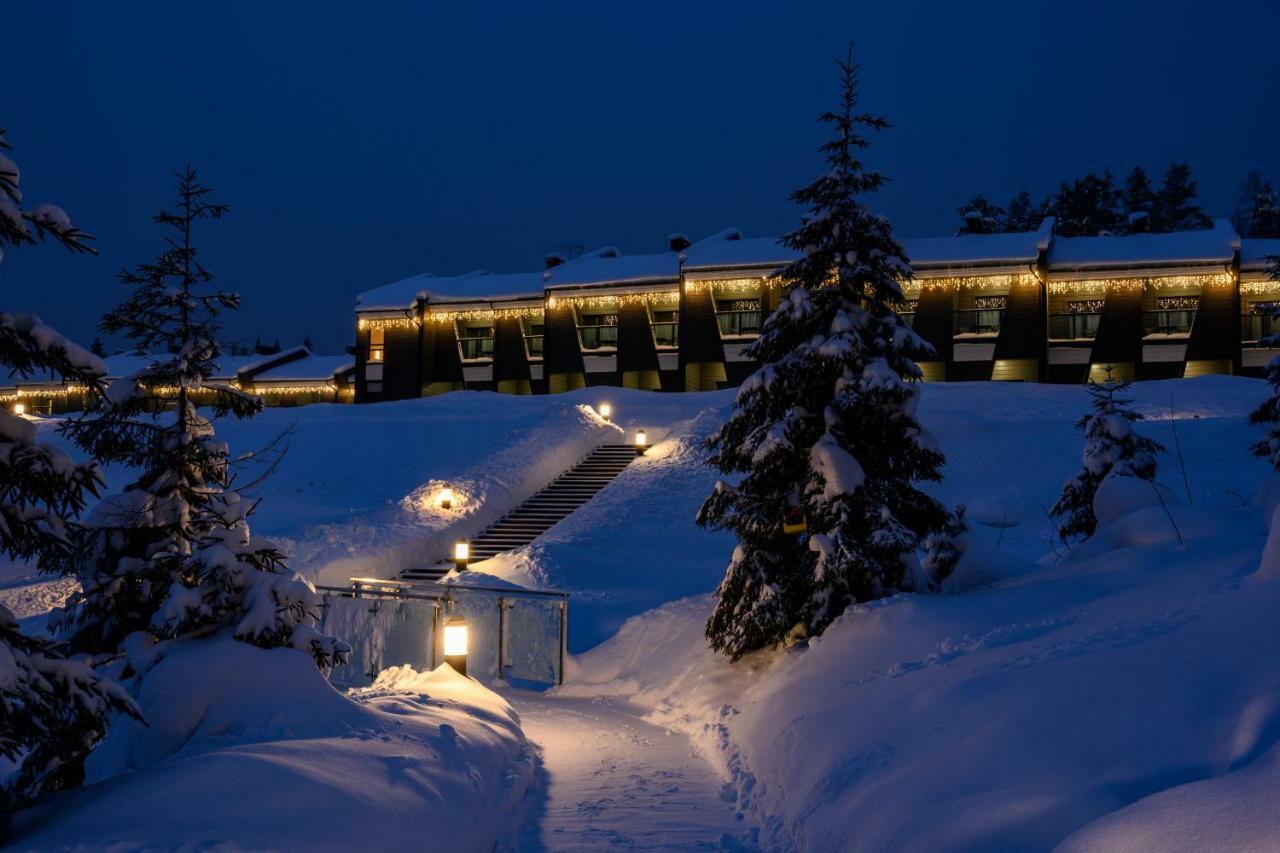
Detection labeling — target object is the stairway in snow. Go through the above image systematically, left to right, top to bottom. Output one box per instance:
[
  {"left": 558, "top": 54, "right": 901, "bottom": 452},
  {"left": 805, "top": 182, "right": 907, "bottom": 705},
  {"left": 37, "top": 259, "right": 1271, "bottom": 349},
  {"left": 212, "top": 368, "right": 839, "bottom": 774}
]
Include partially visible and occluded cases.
[{"left": 399, "top": 444, "right": 640, "bottom": 584}]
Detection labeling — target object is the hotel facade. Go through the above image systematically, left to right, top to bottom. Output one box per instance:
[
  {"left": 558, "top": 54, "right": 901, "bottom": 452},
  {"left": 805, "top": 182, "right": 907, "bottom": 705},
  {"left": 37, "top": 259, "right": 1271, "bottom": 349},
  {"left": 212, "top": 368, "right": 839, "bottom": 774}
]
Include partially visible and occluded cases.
[{"left": 352, "top": 220, "right": 1280, "bottom": 402}]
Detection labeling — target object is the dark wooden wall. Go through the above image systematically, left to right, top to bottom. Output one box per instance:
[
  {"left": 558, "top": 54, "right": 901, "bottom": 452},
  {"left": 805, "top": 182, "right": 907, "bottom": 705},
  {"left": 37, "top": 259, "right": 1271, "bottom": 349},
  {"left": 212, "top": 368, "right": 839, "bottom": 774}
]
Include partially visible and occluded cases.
[
  {"left": 993, "top": 281, "right": 1044, "bottom": 375},
  {"left": 1186, "top": 283, "right": 1236, "bottom": 364},
  {"left": 912, "top": 285, "right": 954, "bottom": 364},
  {"left": 1090, "top": 286, "right": 1143, "bottom": 367},
  {"left": 617, "top": 303, "right": 659, "bottom": 377},
  {"left": 543, "top": 305, "right": 585, "bottom": 390},
  {"left": 493, "top": 317, "right": 531, "bottom": 384},
  {"left": 382, "top": 324, "right": 423, "bottom": 400}
]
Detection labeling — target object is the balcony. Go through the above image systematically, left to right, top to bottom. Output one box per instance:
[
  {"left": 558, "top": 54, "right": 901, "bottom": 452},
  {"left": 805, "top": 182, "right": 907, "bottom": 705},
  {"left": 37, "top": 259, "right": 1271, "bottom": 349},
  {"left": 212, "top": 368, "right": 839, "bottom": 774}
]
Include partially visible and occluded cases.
[
  {"left": 952, "top": 308, "right": 1003, "bottom": 338},
  {"left": 1142, "top": 309, "right": 1195, "bottom": 338},
  {"left": 716, "top": 310, "right": 762, "bottom": 338},
  {"left": 1049, "top": 313, "right": 1101, "bottom": 341},
  {"left": 1243, "top": 314, "right": 1280, "bottom": 344},
  {"left": 651, "top": 321, "right": 678, "bottom": 348},
  {"left": 578, "top": 324, "right": 618, "bottom": 351},
  {"left": 524, "top": 334, "right": 544, "bottom": 358},
  {"left": 459, "top": 336, "right": 494, "bottom": 361}
]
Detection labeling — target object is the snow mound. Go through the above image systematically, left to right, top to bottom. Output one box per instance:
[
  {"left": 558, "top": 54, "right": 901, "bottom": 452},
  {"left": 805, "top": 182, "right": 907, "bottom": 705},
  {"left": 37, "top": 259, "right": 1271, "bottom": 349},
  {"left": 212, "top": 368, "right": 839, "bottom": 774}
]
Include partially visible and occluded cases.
[{"left": 12, "top": 637, "right": 532, "bottom": 851}]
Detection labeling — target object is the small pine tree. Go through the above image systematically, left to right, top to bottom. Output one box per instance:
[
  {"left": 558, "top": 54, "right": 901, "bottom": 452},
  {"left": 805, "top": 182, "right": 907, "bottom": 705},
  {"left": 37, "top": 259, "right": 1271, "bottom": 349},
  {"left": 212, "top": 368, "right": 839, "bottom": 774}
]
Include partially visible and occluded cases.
[
  {"left": 698, "top": 48, "right": 954, "bottom": 660},
  {"left": 0, "top": 128, "right": 139, "bottom": 811},
  {"left": 1156, "top": 162, "right": 1213, "bottom": 232},
  {"left": 1120, "top": 166, "right": 1157, "bottom": 233},
  {"left": 57, "top": 168, "right": 346, "bottom": 672},
  {"left": 1049, "top": 171, "right": 1123, "bottom": 237},
  {"left": 1005, "top": 190, "right": 1044, "bottom": 232},
  {"left": 955, "top": 195, "right": 1006, "bottom": 235},
  {"left": 1248, "top": 255, "right": 1280, "bottom": 468},
  {"left": 1051, "top": 367, "right": 1165, "bottom": 542}
]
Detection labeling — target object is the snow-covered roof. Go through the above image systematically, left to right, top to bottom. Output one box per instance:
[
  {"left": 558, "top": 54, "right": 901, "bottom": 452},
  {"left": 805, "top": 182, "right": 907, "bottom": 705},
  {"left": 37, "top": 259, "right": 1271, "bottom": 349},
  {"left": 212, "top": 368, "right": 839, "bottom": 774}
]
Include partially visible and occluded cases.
[
  {"left": 904, "top": 219, "right": 1053, "bottom": 269},
  {"left": 1049, "top": 220, "right": 1238, "bottom": 270},
  {"left": 680, "top": 230, "right": 800, "bottom": 272},
  {"left": 1241, "top": 239, "right": 1280, "bottom": 270},
  {"left": 544, "top": 248, "right": 679, "bottom": 289},
  {"left": 420, "top": 271, "right": 547, "bottom": 303},
  {"left": 356, "top": 273, "right": 439, "bottom": 312},
  {"left": 103, "top": 352, "right": 264, "bottom": 380},
  {"left": 253, "top": 354, "right": 354, "bottom": 382}
]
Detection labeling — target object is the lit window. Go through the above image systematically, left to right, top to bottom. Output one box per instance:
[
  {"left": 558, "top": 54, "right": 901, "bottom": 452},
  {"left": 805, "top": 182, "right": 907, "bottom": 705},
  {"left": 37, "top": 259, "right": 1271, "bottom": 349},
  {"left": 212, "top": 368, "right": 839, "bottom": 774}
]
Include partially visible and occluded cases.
[{"left": 368, "top": 327, "right": 385, "bottom": 363}]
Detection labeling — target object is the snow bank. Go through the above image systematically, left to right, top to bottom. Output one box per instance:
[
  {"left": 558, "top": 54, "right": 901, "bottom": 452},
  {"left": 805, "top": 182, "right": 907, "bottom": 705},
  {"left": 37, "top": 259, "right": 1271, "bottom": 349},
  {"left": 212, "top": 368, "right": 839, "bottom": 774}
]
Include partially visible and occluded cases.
[{"left": 11, "top": 637, "right": 532, "bottom": 851}]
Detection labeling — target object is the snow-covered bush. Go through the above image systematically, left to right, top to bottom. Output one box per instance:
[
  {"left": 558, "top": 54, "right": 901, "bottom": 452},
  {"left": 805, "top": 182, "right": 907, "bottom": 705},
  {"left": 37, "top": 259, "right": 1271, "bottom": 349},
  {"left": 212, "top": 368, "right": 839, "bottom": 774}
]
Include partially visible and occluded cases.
[
  {"left": 698, "top": 50, "right": 953, "bottom": 660},
  {"left": 56, "top": 168, "right": 346, "bottom": 671},
  {"left": 1051, "top": 368, "right": 1164, "bottom": 542},
  {"left": 0, "top": 604, "right": 141, "bottom": 810}
]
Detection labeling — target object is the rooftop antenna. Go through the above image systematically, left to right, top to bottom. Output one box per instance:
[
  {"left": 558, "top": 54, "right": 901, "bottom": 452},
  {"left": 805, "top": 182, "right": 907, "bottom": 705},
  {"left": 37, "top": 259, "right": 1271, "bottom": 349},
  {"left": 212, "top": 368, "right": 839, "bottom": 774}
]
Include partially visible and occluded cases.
[{"left": 539, "top": 241, "right": 585, "bottom": 260}]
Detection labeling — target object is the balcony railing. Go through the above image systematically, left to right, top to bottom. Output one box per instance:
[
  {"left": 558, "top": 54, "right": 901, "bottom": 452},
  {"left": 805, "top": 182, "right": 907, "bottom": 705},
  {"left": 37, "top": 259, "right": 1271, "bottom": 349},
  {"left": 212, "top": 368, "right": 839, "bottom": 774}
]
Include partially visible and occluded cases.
[
  {"left": 953, "top": 309, "right": 1003, "bottom": 336},
  {"left": 716, "top": 310, "right": 762, "bottom": 337},
  {"left": 1142, "top": 310, "right": 1195, "bottom": 337},
  {"left": 1049, "top": 313, "right": 1101, "bottom": 340},
  {"left": 1243, "top": 314, "right": 1280, "bottom": 344},
  {"left": 651, "top": 322, "right": 678, "bottom": 348},
  {"left": 578, "top": 325, "right": 618, "bottom": 350},
  {"left": 524, "top": 334, "right": 544, "bottom": 357},
  {"left": 459, "top": 337, "right": 494, "bottom": 360}
]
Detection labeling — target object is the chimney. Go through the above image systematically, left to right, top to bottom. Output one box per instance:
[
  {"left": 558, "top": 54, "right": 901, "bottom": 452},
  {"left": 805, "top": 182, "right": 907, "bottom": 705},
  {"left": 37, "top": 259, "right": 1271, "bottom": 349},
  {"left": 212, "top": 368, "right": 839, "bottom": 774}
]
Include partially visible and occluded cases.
[
  {"left": 668, "top": 233, "right": 691, "bottom": 252},
  {"left": 544, "top": 252, "right": 567, "bottom": 269}
]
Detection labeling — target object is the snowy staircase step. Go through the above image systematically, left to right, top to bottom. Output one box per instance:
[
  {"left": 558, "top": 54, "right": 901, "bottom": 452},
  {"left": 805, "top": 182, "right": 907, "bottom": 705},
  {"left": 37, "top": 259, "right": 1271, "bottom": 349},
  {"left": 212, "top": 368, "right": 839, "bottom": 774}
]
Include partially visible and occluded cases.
[{"left": 398, "top": 444, "right": 640, "bottom": 584}]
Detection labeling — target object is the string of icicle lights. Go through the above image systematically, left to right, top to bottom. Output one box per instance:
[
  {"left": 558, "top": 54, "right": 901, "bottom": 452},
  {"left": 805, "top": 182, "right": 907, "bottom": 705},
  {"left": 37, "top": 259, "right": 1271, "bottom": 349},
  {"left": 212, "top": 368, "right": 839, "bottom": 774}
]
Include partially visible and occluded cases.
[
  {"left": 1047, "top": 273, "right": 1234, "bottom": 294},
  {"left": 546, "top": 291, "right": 680, "bottom": 310},
  {"left": 425, "top": 306, "right": 545, "bottom": 324},
  {"left": 357, "top": 316, "right": 419, "bottom": 331}
]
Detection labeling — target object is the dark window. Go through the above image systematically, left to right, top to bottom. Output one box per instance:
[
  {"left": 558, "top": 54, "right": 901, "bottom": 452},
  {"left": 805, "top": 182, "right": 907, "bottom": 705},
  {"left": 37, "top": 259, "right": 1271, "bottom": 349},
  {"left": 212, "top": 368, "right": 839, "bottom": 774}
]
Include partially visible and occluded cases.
[
  {"left": 715, "top": 299, "right": 762, "bottom": 337},
  {"left": 1049, "top": 299, "right": 1104, "bottom": 340},
  {"left": 651, "top": 310, "right": 679, "bottom": 347},
  {"left": 578, "top": 313, "right": 619, "bottom": 350},
  {"left": 458, "top": 325, "right": 495, "bottom": 360}
]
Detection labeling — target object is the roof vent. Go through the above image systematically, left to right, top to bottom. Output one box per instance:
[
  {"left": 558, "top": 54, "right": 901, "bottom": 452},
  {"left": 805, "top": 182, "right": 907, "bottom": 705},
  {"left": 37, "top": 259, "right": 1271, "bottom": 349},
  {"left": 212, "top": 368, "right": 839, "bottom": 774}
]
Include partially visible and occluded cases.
[
  {"left": 668, "top": 233, "right": 691, "bottom": 252},
  {"left": 544, "top": 253, "right": 567, "bottom": 269}
]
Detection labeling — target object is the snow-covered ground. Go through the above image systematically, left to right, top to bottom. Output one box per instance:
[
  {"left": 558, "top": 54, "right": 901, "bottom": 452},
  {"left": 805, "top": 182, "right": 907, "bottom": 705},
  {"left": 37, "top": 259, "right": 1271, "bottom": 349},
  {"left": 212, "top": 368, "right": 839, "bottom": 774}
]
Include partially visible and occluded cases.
[{"left": 9, "top": 376, "right": 1280, "bottom": 850}]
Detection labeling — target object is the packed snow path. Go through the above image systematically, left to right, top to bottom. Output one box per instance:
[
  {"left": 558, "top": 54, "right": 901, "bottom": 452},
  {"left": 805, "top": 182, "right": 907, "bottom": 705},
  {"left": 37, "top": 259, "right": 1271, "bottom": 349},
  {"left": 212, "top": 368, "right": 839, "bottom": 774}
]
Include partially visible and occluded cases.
[{"left": 503, "top": 691, "right": 749, "bottom": 850}]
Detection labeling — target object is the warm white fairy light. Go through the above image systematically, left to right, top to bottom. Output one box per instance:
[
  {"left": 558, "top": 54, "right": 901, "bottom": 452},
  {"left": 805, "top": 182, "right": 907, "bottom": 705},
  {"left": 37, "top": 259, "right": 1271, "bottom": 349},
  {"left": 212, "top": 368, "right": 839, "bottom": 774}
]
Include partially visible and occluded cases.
[
  {"left": 1048, "top": 272, "right": 1234, "bottom": 295},
  {"left": 908, "top": 273, "right": 1039, "bottom": 292},
  {"left": 683, "top": 277, "right": 773, "bottom": 295},
  {"left": 1241, "top": 279, "right": 1280, "bottom": 296},
  {"left": 546, "top": 290, "right": 679, "bottom": 311},
  {"left": 426, "top": 306, "right": 544, "bottom": 324},
  {"left": 357, "top": 315, "right": 420, "bottom": 331}
]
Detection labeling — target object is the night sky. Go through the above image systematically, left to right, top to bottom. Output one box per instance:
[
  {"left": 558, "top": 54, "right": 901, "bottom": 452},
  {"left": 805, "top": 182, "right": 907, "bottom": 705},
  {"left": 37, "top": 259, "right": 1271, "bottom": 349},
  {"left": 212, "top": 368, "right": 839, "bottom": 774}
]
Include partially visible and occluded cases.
[{"left": 7, "top": 1, "right": 1279, "bottom": 353}]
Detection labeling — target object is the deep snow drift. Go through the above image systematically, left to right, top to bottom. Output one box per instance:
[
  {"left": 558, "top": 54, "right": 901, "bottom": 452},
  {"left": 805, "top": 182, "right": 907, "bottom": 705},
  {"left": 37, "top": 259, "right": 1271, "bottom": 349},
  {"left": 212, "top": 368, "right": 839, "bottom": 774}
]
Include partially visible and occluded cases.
[
  {"left": 8, "top": 377, "right": 1280, "bottom": 850},
  {"left": 11, "top": 638, "right": 533, "bottom": 851}
]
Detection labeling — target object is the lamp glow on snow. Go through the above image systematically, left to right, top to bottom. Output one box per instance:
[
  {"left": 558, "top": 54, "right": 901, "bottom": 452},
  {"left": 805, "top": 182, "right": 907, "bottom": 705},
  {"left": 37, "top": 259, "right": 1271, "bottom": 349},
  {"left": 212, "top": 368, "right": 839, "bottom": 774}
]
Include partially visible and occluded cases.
[
  {"left": 11, "top": 402, "right": 24, "bottom": 416},
  {"left": 598, "top": 402, "right": 612, "bottom": 422},
  {"left": 633, "top": 429, "right": 647, "bottom": 455},
  {"left": 439, "top": 486, "right": 453, "bottom": 511},
  {"left": 453, "top": 539, "right": 470, "bottom": 572},
  {"left": 444, "top": 617, "right": 469, "bottom": 676}
]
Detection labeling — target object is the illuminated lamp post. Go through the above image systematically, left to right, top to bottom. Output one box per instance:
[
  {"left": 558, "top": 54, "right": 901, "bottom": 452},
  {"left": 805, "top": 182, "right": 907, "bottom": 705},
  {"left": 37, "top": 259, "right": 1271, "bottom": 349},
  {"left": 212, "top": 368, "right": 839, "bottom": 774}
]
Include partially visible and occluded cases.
[
  {"left": 11, "top": 402, "right": 25, "bottom": 416},
  {"left": 598, "top": 402, "right": 612, "bottom": 422},
  {"left": 633, "top": 429, "right": 647, "bottom": 455},
  {"left": 439, "top": 486, "right": 453, "bottom": 511},
  {"left": 453, "top": 539, "right": 470, "bottom": 572},
  {"left": 443, "top": 617, "right": 469, "bottom": 676}
]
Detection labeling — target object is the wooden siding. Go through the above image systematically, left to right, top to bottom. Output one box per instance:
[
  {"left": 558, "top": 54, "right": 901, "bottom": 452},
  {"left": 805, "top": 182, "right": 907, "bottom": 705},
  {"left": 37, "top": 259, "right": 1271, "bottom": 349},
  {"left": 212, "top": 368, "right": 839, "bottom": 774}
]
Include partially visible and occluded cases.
[
  {"left": 993, "top": 280, "right": 1044, "bottom": 379},
  {"left": 1090, "top": 286, "right": 1143, "bottom": 367},
  {"left": 543, "top": 305, "right": 585, "bottom": 392},
  {"left": 492, "top": 316, "right": 531, "bottom": 386}
]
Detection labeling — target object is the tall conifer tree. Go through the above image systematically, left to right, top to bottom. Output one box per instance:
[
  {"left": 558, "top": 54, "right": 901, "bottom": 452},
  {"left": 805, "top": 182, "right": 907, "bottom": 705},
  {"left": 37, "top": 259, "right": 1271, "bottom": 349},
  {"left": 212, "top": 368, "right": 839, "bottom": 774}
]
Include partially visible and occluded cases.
[
  {"left": 698, "top": 49, "right": 953, "bottom": 660},
  {"left": 1156, "top": 162, "right": 1213, "bottom": 231},
  {"left": 1121, "top": 166, "right": 1157, "bottom": 233},
  {"left": 57, "top": 168, "right": 346, "bottom": 672}
]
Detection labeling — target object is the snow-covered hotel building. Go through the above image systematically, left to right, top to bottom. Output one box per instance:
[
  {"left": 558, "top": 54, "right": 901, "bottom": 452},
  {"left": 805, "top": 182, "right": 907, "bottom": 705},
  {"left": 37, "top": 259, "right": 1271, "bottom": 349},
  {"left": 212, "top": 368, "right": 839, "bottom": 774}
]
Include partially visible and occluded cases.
[{"left": 352, "top": 221, "right": 1280, "bottom": 401}]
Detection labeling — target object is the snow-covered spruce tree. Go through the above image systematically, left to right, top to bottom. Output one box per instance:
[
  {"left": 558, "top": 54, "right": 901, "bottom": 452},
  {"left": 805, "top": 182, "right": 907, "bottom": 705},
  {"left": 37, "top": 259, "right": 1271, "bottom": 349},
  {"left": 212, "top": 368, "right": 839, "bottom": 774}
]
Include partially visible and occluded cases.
[
  {"left": 698, "top": 49, "right": 954, "bottom": 660},
  {"left": 0, "top": 128, "right": 141, "bottom": 810},
  {"left": 57, "top": 168, "right": 346, "bottom": 673},
  {"left": 1049, "top": 171, "right": 1123, "bottom": 237},
  {"left": 1248, "top": 254, "right": 1280, "bottom": 468},
  {"left": 1050, "top": 368, "right": 1165, "bottom": 542}
]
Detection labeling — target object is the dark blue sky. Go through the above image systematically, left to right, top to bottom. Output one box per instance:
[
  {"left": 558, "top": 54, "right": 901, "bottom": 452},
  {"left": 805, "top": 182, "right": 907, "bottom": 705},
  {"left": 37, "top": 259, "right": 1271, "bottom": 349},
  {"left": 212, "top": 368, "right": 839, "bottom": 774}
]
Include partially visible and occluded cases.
[{"left": 7, "top": 1, "right": 1278, "bottom": 353}]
